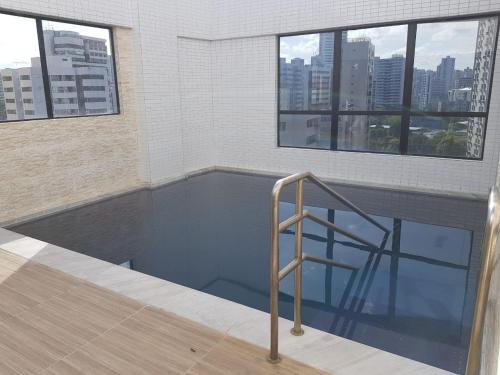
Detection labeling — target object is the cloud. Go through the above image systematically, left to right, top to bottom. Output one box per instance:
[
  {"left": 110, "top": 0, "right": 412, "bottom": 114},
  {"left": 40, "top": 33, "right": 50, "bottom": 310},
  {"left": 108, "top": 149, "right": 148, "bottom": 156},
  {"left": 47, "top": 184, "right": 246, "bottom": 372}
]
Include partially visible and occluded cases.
[
  {"left": 0, "top": 14, "right": 112, "bottom": 69},
  {"left": 0, "top": 14, "right": 40, "bottom": 69},
  {"left": 279, "top": 18, "right": 489, "bottom": 71},
  {"left": 414, "top": 19, "right": 479, "bottom": 70},
  {"left": 348, "top": 25, "right": 408, "bottom": 58},
  {"left": 280, "top": 33, "right": 320, "bottom": 64}
]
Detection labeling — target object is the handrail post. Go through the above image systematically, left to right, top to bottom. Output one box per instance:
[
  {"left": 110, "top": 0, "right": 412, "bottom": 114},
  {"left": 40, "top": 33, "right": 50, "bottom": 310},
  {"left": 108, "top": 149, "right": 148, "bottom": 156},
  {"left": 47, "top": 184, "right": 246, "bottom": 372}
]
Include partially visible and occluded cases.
[
  {"left": 268, "top": 172, "right": 392, "bottom": 364},
  {"left": 291, "top": 179, "right": 304, "bottom": 336},
  {"left": 268, "top": 187, "right": 281, "bottom": 363},
  {"left": 465, "top": 187, "right": 500, "bottom": 375}
]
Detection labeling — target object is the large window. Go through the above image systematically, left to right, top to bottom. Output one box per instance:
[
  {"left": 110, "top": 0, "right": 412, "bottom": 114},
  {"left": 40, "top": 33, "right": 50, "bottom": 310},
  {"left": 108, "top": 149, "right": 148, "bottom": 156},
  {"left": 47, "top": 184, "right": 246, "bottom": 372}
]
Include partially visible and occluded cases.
[
  {"left": 0, "top": 12, "right": 119, "bottom": 123},
  {"left": 278, "top": 15, "right": 499, "bottom": 159}
]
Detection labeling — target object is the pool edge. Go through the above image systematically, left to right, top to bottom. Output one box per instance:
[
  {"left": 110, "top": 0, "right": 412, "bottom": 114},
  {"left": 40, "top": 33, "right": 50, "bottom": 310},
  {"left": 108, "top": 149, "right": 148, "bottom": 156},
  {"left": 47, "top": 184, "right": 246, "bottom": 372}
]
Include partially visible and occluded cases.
[{"left": 0, "top": 226, "right": 455, "bottom": 375}]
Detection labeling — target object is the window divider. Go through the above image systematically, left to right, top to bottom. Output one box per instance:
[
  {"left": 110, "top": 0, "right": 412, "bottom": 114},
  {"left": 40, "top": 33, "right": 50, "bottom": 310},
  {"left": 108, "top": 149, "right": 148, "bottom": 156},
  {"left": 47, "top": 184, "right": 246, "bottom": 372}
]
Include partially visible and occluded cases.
[
  {"left": 36, "top": 18, "right": 54, "bottom": 119},
  {"left": 400, "top": 23, "right": 417, "bottom": 155},
  {"left": 330, "top": 31, "right": 343, "bottom": 150},
  {"left": 280, "top": 110, "right": 332, "bottom": 115},
  {"left": 337, "top": 110, "right": 403, "bottom": 116},
  {"left": 410, "top": 111, "right": 488, "bottom": 118}
]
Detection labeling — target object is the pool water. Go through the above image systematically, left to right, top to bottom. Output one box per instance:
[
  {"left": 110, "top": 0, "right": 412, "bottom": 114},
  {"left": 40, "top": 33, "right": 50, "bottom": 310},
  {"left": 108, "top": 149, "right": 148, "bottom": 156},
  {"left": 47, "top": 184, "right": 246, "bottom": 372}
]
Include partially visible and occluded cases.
[{"left": 10, "top": 171, "right": 487, "bottom": 374}]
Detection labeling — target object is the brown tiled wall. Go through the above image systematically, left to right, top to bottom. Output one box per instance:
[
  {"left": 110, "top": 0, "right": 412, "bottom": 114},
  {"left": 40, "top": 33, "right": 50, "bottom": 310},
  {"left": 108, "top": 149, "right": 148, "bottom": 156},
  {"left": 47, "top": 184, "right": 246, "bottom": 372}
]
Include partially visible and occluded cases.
[{"left": 1, "top": 28, "right": 146, "bottom": 225}]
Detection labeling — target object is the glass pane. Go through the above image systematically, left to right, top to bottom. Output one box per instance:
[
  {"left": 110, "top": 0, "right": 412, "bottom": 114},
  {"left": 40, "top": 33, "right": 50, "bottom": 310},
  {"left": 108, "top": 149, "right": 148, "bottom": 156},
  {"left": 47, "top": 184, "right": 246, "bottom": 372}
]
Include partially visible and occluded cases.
[
  {"left": 0, "top": 14, "right": 48, "bottom": 122},
  {"left": 412, "top": 17, "right": 498, "bottom": 112},
  {"left": 42, "top": 20, "right": 118, "bottom": 117},
  {"left": 339, "top": 25, "right": 407, "bottom": 111},
  {"left": 279, "top": 33, "right": 334, "bottom": 111},
  {"left": 279, "top": 114, "right": 331, "bottom": 149},
  {"left": 338, "top": 115, "right": 401, "bottom": 153},
  {"left": 408, "top": 116, "right": 484, "bottom": 158},
  {"left": 400, "top": 220, "right": 472, "bottom": 265}
]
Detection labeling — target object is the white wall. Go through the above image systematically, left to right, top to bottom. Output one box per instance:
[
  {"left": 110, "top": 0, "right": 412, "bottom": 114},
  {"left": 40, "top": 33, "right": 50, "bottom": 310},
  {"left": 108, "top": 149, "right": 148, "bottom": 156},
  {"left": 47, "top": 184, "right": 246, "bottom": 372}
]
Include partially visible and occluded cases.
[{"left": 199, "top": 0, "right": 500, "bottom": 196}]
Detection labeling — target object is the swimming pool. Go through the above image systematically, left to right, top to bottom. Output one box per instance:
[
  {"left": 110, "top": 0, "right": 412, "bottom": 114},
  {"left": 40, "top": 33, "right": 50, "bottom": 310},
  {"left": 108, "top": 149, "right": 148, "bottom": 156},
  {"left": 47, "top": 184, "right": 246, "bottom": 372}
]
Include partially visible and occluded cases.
[{"left": 10, "top": 171, "right": 487, "bottom": 374}]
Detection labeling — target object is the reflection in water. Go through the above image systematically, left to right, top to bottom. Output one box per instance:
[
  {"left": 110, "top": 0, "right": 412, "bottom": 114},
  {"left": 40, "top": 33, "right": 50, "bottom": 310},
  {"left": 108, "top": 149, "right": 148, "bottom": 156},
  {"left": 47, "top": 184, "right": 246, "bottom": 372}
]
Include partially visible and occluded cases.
[{"left": 10, "top": 172, "right": 487, "bottom": 374}]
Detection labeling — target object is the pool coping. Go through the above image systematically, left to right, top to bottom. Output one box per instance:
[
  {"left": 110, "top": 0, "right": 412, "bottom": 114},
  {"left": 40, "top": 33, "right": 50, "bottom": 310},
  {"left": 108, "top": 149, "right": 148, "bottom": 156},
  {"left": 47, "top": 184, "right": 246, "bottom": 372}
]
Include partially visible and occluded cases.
[
  {"left": 1, "top": 166, "right": 486, "bottom": 228},
  {"left": 0, "top": 226, "right": 455, "bottom": 375}
]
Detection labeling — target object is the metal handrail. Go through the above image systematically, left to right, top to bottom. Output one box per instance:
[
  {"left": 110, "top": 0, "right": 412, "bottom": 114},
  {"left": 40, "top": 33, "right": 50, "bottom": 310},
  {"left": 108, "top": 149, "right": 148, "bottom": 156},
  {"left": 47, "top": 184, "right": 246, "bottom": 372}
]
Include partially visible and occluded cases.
[
  {"left": 268, "top": 172, "right": 391, "bottom": 363},
  {"left": 465, "top": 186, "right": 500, "bottom": 375}
]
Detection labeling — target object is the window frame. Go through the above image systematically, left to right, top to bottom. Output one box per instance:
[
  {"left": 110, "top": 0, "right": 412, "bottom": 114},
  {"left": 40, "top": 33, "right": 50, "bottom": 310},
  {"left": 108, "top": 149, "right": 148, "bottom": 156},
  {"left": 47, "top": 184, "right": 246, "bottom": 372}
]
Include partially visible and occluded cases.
[
  {"left": 0, "top": 9, "right": 120, "bottom": 123},
  {"left": 277, "top": 12, "right": 500, "bottom": 160}
]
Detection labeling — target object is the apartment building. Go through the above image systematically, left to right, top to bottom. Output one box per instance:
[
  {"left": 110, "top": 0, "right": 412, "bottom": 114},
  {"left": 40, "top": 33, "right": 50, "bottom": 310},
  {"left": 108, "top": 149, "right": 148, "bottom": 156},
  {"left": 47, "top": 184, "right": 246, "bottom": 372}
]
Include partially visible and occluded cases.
[
  {"left": 0, "top": 29, "right": 116, "bottom": 121},
  {"left": 0, "top": 58, "right": 47, "bottom": 121}
]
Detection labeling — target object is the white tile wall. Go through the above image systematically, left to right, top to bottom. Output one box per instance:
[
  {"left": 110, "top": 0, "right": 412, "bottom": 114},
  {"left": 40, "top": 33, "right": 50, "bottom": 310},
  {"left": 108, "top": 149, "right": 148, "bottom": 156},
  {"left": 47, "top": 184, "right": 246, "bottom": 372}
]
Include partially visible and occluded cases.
[
  {"left": 0, "top": 0, "right": 134, "bottom": 27},
  {"left": 135, "top": 0, "right": 185, "bottom": 183},
  {"left": 203, "top": 0, "right": 500, "bottom": 195},
  {"left": 211, "top": 0, "right": 500, "bottom": 39},
  {"left": 207, "top": 32, "right": 500, "bottom": 194},
  {"left": 178, "top": 38, "right": 216, "bottom": 172}
]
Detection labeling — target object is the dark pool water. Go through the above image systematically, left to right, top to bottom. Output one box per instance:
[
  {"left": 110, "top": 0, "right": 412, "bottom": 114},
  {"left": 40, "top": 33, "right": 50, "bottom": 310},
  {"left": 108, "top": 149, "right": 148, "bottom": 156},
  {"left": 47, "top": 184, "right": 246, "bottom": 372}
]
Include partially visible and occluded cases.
[{"left": 10, "top": 171, "right": 488, "bottom": 374}]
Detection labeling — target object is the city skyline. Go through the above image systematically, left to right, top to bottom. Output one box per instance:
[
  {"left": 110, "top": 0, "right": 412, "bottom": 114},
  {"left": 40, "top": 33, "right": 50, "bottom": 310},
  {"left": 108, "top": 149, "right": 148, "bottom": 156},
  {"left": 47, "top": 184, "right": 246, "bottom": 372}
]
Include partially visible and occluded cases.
[
  {"left": 279, "top": 16, "right": 497, "bottom": 158},
  {"left": 280, "top": 19, "right": 479, "bottom": 70}
]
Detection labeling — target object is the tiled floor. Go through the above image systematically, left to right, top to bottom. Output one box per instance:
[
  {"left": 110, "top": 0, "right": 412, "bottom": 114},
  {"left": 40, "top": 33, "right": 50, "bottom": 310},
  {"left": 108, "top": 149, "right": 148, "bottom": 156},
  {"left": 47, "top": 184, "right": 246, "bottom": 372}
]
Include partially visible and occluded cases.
[
  {"left": 0, "top": 228, "right": 456, "bottom": 375},
  {"left": 0, "top": 250, "right": 325, "bottom": 375}
]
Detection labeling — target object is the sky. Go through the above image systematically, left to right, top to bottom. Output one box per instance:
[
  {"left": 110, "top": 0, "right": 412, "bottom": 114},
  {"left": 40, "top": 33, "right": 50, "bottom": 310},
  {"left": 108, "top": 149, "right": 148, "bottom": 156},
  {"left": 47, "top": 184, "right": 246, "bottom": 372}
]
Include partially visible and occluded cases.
[
  {"left": 0, "top": 14, "right": 111, "bottom": 69},
  {"left": 280, "top": 19, "right": 483, "bottom": 71}
]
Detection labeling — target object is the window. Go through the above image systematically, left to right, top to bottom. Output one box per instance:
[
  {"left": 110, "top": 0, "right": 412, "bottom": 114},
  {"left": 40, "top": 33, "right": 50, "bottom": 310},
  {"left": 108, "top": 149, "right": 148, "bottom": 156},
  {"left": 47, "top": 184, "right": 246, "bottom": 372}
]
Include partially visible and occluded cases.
[
  {"left": 0, "top": 12, "right": 119, "bottom": 123},
  {"left": 0, "top": 13, "right": 47, "bottom": 122},
  {"left": 278, "top": 15, "right": 499, "bottom": 159},
  {"left": 42, "top": 20, "right": 118, "bottom": 118},
  {"left": 49, "top": 75, "right": 76, "bottom": 82},
  {"left": 82, "top": 86, "right": 106, "bottom": 91},
  {"left": 84, "top": 97, "right": 107, "bottom": 103},
  {"left": 279, "top": 114, "right": 331, "bottom": 149}
]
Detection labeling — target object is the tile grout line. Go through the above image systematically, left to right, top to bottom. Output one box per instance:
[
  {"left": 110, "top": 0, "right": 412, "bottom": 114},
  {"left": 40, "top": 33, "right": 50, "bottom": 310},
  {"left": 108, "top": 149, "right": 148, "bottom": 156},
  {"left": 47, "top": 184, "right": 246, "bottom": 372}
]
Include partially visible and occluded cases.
[
  {"left": 1, "top": 260, "right": 85, "bottom": 318},
  {"left": 36, "top": 302, "right": 149, "bottom": 374}
]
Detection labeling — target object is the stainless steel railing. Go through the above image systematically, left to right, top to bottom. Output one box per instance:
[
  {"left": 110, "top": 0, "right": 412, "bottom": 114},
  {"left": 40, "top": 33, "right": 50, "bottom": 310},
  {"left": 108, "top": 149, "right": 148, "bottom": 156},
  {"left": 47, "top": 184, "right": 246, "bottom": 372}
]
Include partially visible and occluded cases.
[
  {"left": 268, "top": 172, "right": 391, "bottom": 363},
  {"left": 465, "top": 186, "right": 500, "bottom": 375}
]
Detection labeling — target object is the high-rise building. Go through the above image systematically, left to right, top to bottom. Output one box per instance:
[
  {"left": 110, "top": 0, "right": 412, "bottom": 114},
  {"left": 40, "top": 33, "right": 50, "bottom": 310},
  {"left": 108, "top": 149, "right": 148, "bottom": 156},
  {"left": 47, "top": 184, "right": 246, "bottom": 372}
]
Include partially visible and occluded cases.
[
  {"left": 467, "top": 18, "right": 498, "bottom": 158},
  {"left": 0, "top": 29, "right": 116, "bottom": 121},
  {"left": 43, "top": 29, "right": 117, "bottom": 116},
  {"left": 309, "top": 33, "right": 334, "bottom": 110},
  {"left": 318, "top": 33, "right": 334, "bottom": 65},
  {"left": 338, "top": 37, "right": 375, "bottom": 149},
  {"left": 339, "top": 37, "right": 374, "bottom": 110},
  {"left": 372, "top": 54, "right": 405, "bottom": 110},
  {"left": 427, "top": 56, "right": 456, "bottom": 110},
  {"left": 437, "top": 56, "right": 456, "bottom": 92},
  {"left": 279, "top": 57, "right": 309, "bottom": 110},
  {"left": 0, "top": 58, "right": 47, "bottom": 121},
  {"left": 309, "top": 61, "right": 332, "bottom": 110},
  {"left": 455, "top": 67, "right": 474, "bottom": 89},
  {"left": 412, "top": 69, "right": 434, "bottom": 110},
  {"left": 0, "top": 78, "right": 5, "bottom": 121},
  {"left": 448, "top": 87, "right": 472, "bottom": 111},
  {"left": 279, "top": 115, "right": 330, "bottom": 148}
]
